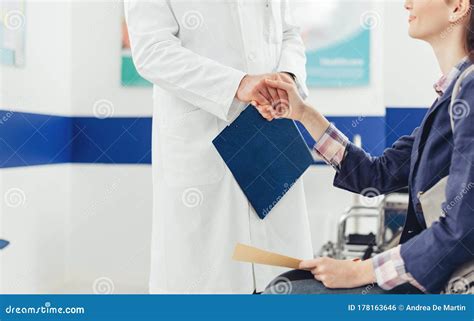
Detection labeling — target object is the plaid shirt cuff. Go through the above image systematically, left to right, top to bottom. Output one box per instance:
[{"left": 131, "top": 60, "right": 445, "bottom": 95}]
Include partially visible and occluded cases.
[
  {"left": 314, "top": 124, "right": 349, "bottom": 171},
  {"left": 372, "top": 245, "right": 426, "bottom": 292}
]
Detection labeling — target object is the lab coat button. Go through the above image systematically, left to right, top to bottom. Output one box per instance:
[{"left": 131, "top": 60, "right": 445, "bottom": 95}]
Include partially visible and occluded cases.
[{"left": 248, "top": 52, "right": 257, "bottom": 61}]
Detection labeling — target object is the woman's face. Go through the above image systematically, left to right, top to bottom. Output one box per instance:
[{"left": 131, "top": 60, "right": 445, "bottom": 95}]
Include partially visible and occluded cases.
[{"left": 404, "top": 0, "right": 453, "bottom": 41}]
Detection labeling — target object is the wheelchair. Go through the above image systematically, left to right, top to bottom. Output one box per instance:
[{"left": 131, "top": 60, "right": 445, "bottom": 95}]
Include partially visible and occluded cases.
[{"left": 319, "top": 191, "right": 409, "bottom": 260}]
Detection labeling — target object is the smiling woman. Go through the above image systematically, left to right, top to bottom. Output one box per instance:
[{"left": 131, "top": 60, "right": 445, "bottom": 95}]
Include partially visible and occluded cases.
[
  {"left": 262, "top": 0, "right": 474, "bottom": 295},
  {"left": 406, "top": 0, "right": 474, "bottom": 65}
]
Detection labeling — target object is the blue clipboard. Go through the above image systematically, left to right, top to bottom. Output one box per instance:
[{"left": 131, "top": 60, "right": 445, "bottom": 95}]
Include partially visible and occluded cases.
[
  {"left": 212, "top": 105, "right": 313, "bottom": 219},
  {"left": 0, "top": 239, "right": 10, "bottom": 250}
]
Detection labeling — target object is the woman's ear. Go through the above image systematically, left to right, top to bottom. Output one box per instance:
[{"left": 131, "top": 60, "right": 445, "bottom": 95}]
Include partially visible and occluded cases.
[{"left": 450, "top": 0, "right": 471, "bottom": 23}]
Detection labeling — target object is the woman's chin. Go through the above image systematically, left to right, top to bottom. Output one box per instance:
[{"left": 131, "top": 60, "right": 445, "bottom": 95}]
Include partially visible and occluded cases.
[{"left": 408, "top": 28, "right": 423, "bottom": 40}]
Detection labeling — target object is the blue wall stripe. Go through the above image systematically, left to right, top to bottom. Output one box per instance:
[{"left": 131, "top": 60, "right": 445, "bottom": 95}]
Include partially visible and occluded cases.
[
  {"left": 0, "top": 108, "right": 426, "bottom": 169},
  {"left": 0, "top": 111, "right": 72, "bottom": 168},
  {"left": 0, "top": 111, "right": 151, "bottom": 168},
  {"left": 71, "top": 117, "right": 151, "bottom": 165}
]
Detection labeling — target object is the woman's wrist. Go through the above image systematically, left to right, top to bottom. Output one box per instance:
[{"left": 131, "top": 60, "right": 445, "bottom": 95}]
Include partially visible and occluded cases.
[
  {"left": 299, "top": 104, "right": 330, "bottom": 141},
  {"left": 356, "top": 259, "right": 377, "bottom": 285}
]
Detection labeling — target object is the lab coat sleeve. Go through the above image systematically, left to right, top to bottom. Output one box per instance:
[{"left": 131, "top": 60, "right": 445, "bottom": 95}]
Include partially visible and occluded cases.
[
  {"left": 124, "top": 0, "right": 247, "bottom": 121},
  {"left": 277, "top": 0, "right": 309, "bottom": 99},
  {"left": 400, "top": 76, "right": 474, "bottom": 293},
  {"left": 333, "top": 128, "right": 418, "bottom": 195}
]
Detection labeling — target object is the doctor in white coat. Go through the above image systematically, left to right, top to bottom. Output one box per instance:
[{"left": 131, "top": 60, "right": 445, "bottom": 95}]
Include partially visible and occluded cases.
[{"left": 125, "top": 0, "right": 313, "bottom": 294}]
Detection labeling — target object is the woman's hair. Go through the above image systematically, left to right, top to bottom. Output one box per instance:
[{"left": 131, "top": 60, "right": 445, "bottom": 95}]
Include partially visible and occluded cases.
[
  {"left": 448, "top": 0, "right": 474, "bottom": 61},
  {"left": 468, "top": 0, "right": 474, "bottom": 61}
]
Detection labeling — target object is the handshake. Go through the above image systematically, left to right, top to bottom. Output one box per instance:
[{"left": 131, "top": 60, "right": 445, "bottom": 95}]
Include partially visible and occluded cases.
[{"left": 235, "top": 72, "right": 306, "bottom": 122}]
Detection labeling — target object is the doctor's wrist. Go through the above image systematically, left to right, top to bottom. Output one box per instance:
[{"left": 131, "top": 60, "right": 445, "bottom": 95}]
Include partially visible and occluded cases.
[{"left": 280, "top": 72, "right": 296, "bottom": 83}]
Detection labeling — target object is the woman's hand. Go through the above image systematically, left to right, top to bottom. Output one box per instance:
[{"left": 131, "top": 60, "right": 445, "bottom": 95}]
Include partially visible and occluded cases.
[
  {"left": 252, "top": 78, "right": 308, "bottom": 122},
  {"left": 299, "top": 257, "right": 376, "bottom": 289}
]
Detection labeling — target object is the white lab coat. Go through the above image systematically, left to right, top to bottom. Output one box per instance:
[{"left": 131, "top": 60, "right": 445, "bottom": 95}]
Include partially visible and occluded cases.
[{"left": 125, "top": 0, "right": 313, "bottom": 293}]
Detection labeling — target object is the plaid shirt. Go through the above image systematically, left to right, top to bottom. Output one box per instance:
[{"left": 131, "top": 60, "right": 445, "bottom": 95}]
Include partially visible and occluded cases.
[{"left": 313, "top": 57, "right": 468, "bottom": 292}]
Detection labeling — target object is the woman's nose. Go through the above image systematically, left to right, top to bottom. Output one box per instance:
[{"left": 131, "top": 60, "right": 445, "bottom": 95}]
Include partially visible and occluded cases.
[{"left": 404, "top": 0, "right": 413, "bottom": 10}]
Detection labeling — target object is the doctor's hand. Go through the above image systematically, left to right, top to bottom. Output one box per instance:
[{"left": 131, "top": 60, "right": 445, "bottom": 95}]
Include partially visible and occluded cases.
[
  {"left": 260, "top": 72, "right": 295, "bottom": 113},
  {"left": 236, "top": 73, "right": 294, "bottom": 111},
  {"left": 236, "top": 74, "right": 273, "bottom": 107},
  {"left": 299, "top": 257, "right": 376, "bottom": 289}
]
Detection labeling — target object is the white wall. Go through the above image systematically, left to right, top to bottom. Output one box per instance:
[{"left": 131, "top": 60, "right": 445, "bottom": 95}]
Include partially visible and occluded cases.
[
  {"left": 1, "top": 0, "right": 441, "bottom": 294},
  {"left": 302, "top": 0, "right": 386, "bottom": 251},
  {"left": 306, "top": 0, "right": 385, "bottom": 117},
  {"left": 307, "top": 0, "right": 440, "bottom": 113},
  {"left": 383, "top": 0, "right": 439, "bottom": 108},
  {"left": 0, "top": 1, "right": 72, "bottom": 293},
  {"left": 0, "top": 1, "right": 153, "bottom": 294},
  {"left": 1, "top": 1, "right": 72, "bottom": 115},
  {"left": 63, "top": 1, "right": 153, "bottom": 293},
  {"left": 69, "top": 1, "right": 152, "bottom": 117},
  {"left": 0, "top": 165, "right": 70, "bottom": 293},
  {"left": 66, "top": 165, "right": 152, "bottom": 294}
]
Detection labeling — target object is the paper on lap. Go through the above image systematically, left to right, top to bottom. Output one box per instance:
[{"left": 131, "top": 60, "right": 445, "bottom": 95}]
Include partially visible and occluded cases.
[{"left": 232, "top": 243, "right": 302, "bottom": 269}]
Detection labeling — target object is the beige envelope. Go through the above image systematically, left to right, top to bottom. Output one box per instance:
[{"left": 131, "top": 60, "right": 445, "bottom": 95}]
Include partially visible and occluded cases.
[{"left": 232, "top": 243, "right": 302, "bottom": 269}]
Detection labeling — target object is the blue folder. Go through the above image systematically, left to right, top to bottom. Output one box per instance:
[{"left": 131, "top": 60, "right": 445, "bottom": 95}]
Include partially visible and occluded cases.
[
  {"left": 212, "top": 105, "right": 313, "bottom": 219},
  {"left": 0, "top": 239, "right": 9, "bottom": 250}
]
